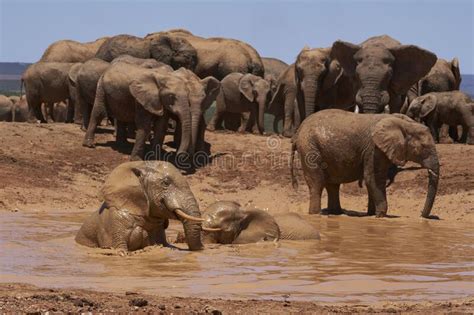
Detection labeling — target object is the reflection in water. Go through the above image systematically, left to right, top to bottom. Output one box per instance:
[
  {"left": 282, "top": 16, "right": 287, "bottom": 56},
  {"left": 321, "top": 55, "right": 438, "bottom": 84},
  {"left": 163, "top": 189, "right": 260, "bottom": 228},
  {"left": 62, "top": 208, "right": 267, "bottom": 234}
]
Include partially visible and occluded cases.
[{"left": 0, "top": 211, "right": 473, "bottom": 302}]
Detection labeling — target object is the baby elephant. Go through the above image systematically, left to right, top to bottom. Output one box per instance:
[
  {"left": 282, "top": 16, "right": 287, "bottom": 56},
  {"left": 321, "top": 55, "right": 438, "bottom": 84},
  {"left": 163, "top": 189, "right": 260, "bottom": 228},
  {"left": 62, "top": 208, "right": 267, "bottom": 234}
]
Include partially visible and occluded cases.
[
  {"left": 207, "top": 73, "right": 271, "bottom": 134},
  {"left": 406, "top": 91, "right": 474, "bottom": 144},
  {"left": 291, "top": 109, "right": 439, "bottom": 218},
  {"left": 75, "top": 161, "right": 204, "bottom": 252},
  {"left": 191, "top": 201, "right": 320, "bottom": 244}
]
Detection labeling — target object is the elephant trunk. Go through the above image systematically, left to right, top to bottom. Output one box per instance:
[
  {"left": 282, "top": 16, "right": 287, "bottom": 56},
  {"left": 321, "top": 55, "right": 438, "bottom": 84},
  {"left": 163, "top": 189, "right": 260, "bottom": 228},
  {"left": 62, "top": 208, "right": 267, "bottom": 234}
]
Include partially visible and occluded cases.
[
  {"left": 303, "top": 76, "right": 318, "bottom": 118},
  {"left": 175, "top": 106, "right": 192, "bottom": 155},
  {"left": 190, "top": 107, "right": 202, "bottom": 155},
  {"left": 420, "top": 152, "right": 440, "bottom": 218},
  {"left": 168, "top": 194, "right": 203, "bottom": 250}
]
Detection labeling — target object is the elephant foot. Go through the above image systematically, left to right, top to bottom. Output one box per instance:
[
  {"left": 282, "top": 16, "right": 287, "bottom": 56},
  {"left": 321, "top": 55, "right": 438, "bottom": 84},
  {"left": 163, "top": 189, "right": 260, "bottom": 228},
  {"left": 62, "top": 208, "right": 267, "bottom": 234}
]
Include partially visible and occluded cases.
[
  {"left": 206, "top": 125, "right": 216, "bottom": 131},
  {"left": 82, "top": 138, "right": 95, "bottom": 148},
  {"left": 322, "top": 208, "right": 344, "bottom": 215},
  {"left": 308, "top": 209, "right": 321, "bottom": 215},
  {"left": 375, "top": 211, "right": 387, "bottom": 218}
]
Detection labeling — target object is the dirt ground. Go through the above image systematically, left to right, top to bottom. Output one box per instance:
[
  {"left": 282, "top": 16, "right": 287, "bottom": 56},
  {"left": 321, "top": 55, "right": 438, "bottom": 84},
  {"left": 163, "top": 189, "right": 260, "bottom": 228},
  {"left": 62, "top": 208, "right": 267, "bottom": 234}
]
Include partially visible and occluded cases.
[{"left": 0, "top": 122, "right": 473, "bottom": 313}]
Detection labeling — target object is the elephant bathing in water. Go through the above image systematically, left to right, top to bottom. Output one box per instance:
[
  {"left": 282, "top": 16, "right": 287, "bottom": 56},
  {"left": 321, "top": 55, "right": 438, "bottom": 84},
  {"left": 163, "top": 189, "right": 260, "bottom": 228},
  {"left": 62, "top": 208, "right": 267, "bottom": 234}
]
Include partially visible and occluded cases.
[
  {"left": 331, "top": 35, "right": 437, "bottom": 114},
  {"left": 291, "top": 109, "right": 439, "bottom": 218},
  {"left": 75, "top": 161, "right": 204, "bottom": 252},
  {"left": 176, "top": 201, "right": 320, "bottom": 244}
]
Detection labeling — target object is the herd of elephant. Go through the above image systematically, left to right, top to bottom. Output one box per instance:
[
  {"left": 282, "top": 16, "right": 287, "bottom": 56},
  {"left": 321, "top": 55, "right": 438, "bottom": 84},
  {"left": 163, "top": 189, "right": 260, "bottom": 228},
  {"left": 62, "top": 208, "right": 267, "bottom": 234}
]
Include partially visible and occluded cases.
[
  {"left": 2, "top": 28, "right": 473, "bottom": 252},
  {"left": 1, "top": 29, "right": 472, "bottom": 162}
]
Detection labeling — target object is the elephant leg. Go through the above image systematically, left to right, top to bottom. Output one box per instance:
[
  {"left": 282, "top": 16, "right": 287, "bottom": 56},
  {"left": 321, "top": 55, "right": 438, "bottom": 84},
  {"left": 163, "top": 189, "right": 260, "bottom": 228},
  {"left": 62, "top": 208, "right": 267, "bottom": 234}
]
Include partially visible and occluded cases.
[
  {"left": 83, "top": 81, "right": 107, "bottom": 147},
  {"left": 282, "top": 91, "right": 296, "bottom": 137},
  {"left": 207, "top": 92, "right": 224, "bottom": 131},
  {"left": 66, "top": 99, "right": 75, "bottom": 123},
  {"left": 29, "top": 100, "right": 46, "bottom": 123},
  {"left": 293, "top": 100, "right": 301, "bottom": 131},
  {"left": 46, "top": 102, "right": 55, "bottom": 122},
  {"left": 82, "top": 102, "right": 107, "bottom": 147},
  {"left": 130, "top": 105, "right": 153, "bottom": 161},
  {"left": 246, "top": 110, "right": 258, "bottom": 133},
  {"left": 238, "top": 112, "right": 249, "bottom": 133},
  {"left": 152, "top": 113, "right": 169, "bottom": 159},
  {"left": 272, "top": 114, "right": 281, "bottom": 134},
  {"left": 196, "top": 115, "right": 208, "bottom": 154},
  {"left": 115, "top": 120, "right": 129, "bottom": 145},
  {"left": 427, "top": 121, "right": 439, "bottom": 143},
  {"left": 448, "top": 125, "right": 459, "bottom": 142},
  {"left": 301, "top": 159, "right": 325, "bottom": 215},
  {"left": 364, "top": 160, "right": 389, "bottom": 217},
  {"left": 326, "top": 184, "right": 343, "bottom": 215},
  {"left": 367, "top": 194, "right": 376, "bottom": 216},
  {"left": 128, "top": 226, "right": 150, "bottom": 252}
]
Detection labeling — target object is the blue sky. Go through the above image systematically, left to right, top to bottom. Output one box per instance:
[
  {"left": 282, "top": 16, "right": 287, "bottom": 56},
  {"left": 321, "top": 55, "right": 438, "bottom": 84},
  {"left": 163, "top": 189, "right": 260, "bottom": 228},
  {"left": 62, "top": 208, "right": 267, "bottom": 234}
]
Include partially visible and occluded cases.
[{"left": 1, "top": 0, "right": 473, "bottom": 73}]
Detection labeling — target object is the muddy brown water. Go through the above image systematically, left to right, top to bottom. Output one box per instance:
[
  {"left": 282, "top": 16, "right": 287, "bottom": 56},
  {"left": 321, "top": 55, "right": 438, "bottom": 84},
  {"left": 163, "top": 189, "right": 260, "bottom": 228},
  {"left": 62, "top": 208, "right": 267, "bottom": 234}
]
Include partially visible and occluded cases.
[{"left": 1, "top": 210, "right": 473, "bottom": 303}]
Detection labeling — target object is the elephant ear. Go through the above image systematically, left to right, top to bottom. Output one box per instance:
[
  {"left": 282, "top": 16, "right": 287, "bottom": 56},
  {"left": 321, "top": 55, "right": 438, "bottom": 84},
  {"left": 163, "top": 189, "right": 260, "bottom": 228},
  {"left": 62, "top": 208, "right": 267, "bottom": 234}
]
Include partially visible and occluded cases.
[
  {"left": 149, "top": 35, "right": 197, "bottom": 71},
  {"left": 330, "top": 40, "right": 360, "bottom": 77},
  {"left": 389, "top": 45, "right": 437, "bottom": 95},
  {"left": 451, "top": 57, "right": 462, "bottom": 90},
  {"left": 322, "top": 59, "right": 343, "bottom": 91},
  {"left": 68, "top": 63, "right": 82, "bottom": 87},
  {"left": 129, "top": 73, "right": 164, "bottom": 116},
  {"left": 239, "top": 74, "right": 256, "bottom": 102},
  {"left": 201, "top": 76, "right": 221, "bottom": 110},
  {"left": 419, "top": 95, "right": 437, "bottom": 118},
  {"left": 372, "top": 117, "right": 407, "bottom": 166},
  {"left": 101, "top": 161, "right": 150, "bottom": 217}
]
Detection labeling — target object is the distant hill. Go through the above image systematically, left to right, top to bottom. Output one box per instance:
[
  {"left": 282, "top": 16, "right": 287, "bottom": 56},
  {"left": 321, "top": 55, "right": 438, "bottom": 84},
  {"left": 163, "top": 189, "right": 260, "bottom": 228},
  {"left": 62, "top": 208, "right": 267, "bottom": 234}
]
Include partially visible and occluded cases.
[{"left": 0, "top": 62, "right": 31, "bottom": 77}]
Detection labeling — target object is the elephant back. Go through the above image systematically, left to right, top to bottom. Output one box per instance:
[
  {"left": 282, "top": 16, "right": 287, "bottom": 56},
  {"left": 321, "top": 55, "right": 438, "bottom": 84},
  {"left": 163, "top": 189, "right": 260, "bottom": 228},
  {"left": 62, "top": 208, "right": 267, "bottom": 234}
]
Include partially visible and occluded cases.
[
  {"left": 101, "top": 161, "right": 149, "bottom": 216},
  {"left": 273, "top": 213, "right": 320, "bottom": 240}
]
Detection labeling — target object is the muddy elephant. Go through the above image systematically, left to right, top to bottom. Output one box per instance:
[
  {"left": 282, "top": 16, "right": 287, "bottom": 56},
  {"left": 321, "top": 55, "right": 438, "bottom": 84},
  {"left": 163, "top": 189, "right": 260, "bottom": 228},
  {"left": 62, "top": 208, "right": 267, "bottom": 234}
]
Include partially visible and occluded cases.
[
  {"left": 144, "top": 29, "right": 264, "bottom": 80},
  {"left": 331, "top": 35, "right": 437, "bottom": 114},
  {"left": 40, "top": 37, "right": 109, "bottom": 63},
  {"left": 22, "top": 62, "right": 81, "bottom": 123},
  {"left": 207, "top": 73, "right": 270, "bottom": 134},
  {"left": 406, "top": 91, "right": 473, "bottom": 144},
  {"left": 291, "top": 109, "right": 439, "bottom": 218},
  {"left": 75, "top": 161, "right": 204, "bottom": 252},
  {"left": 176, "top": 201, "right": 320, "bottom": 244}
]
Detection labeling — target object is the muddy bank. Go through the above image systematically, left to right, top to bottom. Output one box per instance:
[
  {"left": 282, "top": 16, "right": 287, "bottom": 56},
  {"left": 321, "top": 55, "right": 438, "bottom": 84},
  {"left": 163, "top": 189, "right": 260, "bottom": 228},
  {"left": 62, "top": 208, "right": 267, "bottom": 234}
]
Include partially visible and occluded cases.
[{"left": 1, "top": 283, "right": 473, "bottom": 313}]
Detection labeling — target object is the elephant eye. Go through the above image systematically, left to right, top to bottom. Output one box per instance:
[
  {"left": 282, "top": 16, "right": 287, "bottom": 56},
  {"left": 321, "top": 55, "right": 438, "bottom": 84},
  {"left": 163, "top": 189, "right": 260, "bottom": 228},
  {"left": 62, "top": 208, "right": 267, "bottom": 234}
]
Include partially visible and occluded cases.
[{"left": 162, "top": 177, "right": 171, "bottom": 187}]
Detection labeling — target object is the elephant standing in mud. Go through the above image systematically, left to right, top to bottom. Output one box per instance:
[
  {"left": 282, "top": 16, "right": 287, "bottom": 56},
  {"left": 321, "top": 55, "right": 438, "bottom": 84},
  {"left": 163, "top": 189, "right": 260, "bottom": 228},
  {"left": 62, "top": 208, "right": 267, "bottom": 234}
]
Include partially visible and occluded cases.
[
  {"left": 331, "top": 35, "right": 437, "bottom": 114},
  {"left": 40, "top": 37, "right": 109, "bottom": 62},
  {"left": 22, "top": 62, "right": 82, "bottom": 123},
  {"left": 207, "top": 73, "right": 270, "bottom": 134},
  {"left": 406, "top": 91, "right": 474, "bottom": 144},
  {"left": 291, "top": 109, "right": 439, "bottom": 218},
  {"left": 75, "top": 161, "right": 204, "bottom": 252},
  {"left": 176, "top": 201, "right": 320, "bottom": 244}
]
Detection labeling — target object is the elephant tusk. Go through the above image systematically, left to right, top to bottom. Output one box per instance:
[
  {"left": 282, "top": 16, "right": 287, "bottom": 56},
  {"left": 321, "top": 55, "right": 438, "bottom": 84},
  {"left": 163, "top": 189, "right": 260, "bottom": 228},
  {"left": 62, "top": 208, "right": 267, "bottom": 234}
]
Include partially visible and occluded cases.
[
  {"left": 428, "top": 169, "right": 438, "bottom": 178},
  {"left": 174, "top": 209, "right": 205, "bottom": 222},
  {"left": 202, "top": 226, "right": 222, "bottom": 232}
]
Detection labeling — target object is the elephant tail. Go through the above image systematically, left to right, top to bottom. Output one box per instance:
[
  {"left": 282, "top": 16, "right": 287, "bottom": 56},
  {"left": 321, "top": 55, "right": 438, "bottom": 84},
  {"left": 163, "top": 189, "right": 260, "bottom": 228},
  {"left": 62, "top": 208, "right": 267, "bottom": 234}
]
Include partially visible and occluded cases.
[{"left": 290, "top": 140, "right": 298, "bottom": 189}]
